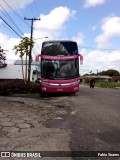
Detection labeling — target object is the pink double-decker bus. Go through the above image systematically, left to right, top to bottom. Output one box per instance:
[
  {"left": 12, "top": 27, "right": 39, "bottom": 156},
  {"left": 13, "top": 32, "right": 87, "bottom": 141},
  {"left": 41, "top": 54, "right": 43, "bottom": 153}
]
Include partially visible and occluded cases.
[{"left": 36, "top": 40, "right": 83, "bottom": 95}]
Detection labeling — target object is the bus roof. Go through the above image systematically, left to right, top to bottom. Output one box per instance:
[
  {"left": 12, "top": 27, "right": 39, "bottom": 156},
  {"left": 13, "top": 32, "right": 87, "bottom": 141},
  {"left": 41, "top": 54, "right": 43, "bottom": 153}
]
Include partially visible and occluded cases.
[
  {"left": 41, "top": 40, "right": 78, "bottom": 56},
  {"left": 42, "top": 40, "right": 77, "bottom": 43}
]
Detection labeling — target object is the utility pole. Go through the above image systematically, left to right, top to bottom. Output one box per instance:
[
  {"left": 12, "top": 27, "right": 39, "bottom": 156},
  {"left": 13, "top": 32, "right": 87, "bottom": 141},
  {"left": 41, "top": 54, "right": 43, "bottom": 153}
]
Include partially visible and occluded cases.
[{"left": 24, "top": 17, "right": 40, "bottom": 82}]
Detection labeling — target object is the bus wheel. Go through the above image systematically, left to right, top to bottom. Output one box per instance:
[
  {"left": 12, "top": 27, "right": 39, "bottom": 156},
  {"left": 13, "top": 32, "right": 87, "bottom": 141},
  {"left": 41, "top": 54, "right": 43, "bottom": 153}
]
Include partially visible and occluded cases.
[{"left": 71, "top": 92, "right": 75, "bottom": 95}]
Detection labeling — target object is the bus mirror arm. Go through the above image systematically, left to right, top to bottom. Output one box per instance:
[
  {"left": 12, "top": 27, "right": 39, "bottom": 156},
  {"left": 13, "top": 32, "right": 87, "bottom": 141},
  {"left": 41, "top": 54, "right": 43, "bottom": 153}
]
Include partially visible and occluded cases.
[
  {"left": 35, "top": 54, "right": 41, "bottom": 62},
  {"left": 79, "top": 54, "right": 83, "bottom": 65}
]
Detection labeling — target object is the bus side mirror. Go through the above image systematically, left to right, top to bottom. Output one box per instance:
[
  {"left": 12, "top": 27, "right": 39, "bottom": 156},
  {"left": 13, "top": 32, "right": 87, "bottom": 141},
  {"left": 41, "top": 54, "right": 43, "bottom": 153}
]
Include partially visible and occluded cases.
[
  {"left": 35, "top": 54, "right": 41, "bottom": 62},
  {"left": 79, "top": 54, "right": 83, "bottom": 65}
]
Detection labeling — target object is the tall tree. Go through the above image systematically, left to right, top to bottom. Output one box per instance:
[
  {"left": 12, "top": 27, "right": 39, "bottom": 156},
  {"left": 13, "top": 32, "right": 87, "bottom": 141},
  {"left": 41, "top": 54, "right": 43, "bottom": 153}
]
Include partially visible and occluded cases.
[
  {"left": 13, "top": 37, "right": 34, "bottom": 83},
  {"left": 98, "top": 69, "right": 120, "bottom": 77},
  {"left": 106, "top": 69, "right": 120, "bottom": 77}
]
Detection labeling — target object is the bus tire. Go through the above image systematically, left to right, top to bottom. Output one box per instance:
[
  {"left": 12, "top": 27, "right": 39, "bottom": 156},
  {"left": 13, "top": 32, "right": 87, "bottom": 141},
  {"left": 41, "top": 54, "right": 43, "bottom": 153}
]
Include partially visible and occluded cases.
[{"left": 71, "top": 92, "right": 75, "bottom": 95}]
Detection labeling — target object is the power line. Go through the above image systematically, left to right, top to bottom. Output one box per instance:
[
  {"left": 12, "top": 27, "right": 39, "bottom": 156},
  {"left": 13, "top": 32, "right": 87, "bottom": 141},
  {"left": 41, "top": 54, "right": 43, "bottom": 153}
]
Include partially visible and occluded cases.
[
  {"left": 2, "top": 0, "right": 31, "bottom": 28},
  {"left": 16, "top": 0, "right": 25, "bottom": 18},
  {"left": 33, "top": 0, "right": 40, "bottom": 16},
  {"left": 0, "top": 4, "right": 24, "bottom": 35},
  {"left": 29, "top": 4, "right": 36, "bottom": 18},
  {"left": 0, "top": 16, "right": 22, "bottom": 38}
]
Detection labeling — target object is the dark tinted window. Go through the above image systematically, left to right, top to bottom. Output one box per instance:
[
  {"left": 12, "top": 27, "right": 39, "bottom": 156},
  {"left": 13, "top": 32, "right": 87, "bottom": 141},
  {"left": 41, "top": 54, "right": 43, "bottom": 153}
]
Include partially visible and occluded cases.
[
  {"left": 41, "top": 41, "right": 78, "bottom": 56},
  {"left": 41, "top": 59, "right": 79, "bottom": 80}
]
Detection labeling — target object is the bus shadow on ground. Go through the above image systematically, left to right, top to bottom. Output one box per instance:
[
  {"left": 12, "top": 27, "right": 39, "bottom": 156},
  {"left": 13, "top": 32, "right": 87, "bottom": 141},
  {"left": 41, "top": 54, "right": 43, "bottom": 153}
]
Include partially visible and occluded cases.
[{"left": 40, "top": 92, "right": 76, "bottom": 98}]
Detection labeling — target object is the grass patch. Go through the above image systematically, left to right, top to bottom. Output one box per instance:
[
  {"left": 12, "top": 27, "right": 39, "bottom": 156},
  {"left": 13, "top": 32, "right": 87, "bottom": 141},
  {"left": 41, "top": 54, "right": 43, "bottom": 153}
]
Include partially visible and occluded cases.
[
  {"left": 95, "top": 82, "right": 120, "bottom": 88},
  {"left": 26, "top": 92, "right": 40, "bottom": 98}
]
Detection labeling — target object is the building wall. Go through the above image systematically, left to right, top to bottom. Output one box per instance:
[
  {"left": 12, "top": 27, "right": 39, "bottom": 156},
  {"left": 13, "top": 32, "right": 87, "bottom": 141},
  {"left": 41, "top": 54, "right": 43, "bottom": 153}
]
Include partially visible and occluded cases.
[
  {"left": 0, "top": 64, "right": 36, "bottom": 81},
  {"left": 82, "top": 76, "right": 112, "bottom": 83},
  {"left": 111, "top": 76, "right": 120, "bottom": 82}
]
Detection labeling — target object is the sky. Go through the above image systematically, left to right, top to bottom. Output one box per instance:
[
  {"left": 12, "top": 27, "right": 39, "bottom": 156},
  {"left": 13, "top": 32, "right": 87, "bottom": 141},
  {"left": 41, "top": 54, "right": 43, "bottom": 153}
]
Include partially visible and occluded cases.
[{"left": 0, "top": 0, "right": 120, "bottom": 75}]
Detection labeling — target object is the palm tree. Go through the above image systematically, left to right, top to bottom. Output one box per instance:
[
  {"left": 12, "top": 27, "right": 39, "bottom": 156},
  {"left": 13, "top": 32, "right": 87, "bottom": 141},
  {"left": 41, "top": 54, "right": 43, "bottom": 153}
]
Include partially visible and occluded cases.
[
  {"left": 13, "top": 37, "right": 34, "bottom": 83},
  {"left": 14, "top": 43, "right": 25, "bottom": 81}
]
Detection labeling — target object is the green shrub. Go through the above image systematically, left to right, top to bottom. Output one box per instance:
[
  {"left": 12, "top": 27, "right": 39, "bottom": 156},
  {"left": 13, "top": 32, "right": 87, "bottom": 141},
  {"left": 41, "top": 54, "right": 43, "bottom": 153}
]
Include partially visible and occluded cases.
[
  {"left": 0, "top": 79, "right": 40, "bottom": 96},
  {"left": 95, "top": 82, "right": 120, "bottom": 88}
]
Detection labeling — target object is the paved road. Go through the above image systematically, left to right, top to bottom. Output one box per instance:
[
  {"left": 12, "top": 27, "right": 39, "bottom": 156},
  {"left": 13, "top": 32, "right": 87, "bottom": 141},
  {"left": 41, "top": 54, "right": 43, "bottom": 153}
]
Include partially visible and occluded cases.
[
  {"left": 0, "top": 85, "right": 120, "bottom": 160},
  {"left": 45, "top": 85, "right": 120, "bottom": 159}
]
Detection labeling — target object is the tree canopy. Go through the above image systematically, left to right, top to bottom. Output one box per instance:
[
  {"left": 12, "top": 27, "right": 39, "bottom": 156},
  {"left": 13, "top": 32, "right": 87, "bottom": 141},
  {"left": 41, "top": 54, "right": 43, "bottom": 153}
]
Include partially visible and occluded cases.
[
  {"left": 13, "top": 37, "right": 34, "bottom": 83},
  {"left": 0, "top": 47, "right": 7, "bottom": 69},
  {"left": 83, "top": 69, "right": 120, "bottom": 77},
  {"left": 99, "top": 69, "right": 120, "bottom": 77}
]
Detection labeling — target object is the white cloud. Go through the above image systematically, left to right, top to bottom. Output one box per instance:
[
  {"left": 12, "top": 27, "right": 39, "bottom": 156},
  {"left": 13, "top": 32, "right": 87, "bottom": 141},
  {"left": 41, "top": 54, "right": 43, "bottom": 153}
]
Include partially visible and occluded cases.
[
  {"left": 0, "top": 0, "right": 34, "bottom": 10},
  {"left": 84, "top": 0, "right": 106, "bottom": 8},
  {"left": 0, "top": 6, "right": 76, "bottom": 63},
  {"left": 33, "top": 6, "right": 76, "bottom": 40},
  {"left": 33, "top": 6, "right": 76, "bottom": 56},
  {"left": 95, "top": 16, "right": 120, "bottom": 48},
  {"left": 72, "top": 32, "right": 85, "bottom": 46},
  {"left": 0, "top": 33, "right": 9, "bottom": 45},
  {"left": 0, "top": 34, "right": 21, "bottom": 63},
  {"left": 6, "top": 38, "right": 21, "bottom": 62},
  {"left": 81, "top": 49, "right": 120, "bottom": 75}
]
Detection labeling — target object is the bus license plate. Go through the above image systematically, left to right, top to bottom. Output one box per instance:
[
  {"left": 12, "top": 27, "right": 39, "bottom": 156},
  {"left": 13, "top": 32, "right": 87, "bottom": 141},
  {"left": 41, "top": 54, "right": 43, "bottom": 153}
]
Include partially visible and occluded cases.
[{"left": 57, "top": 89, "right": 63, "bottom": 91}]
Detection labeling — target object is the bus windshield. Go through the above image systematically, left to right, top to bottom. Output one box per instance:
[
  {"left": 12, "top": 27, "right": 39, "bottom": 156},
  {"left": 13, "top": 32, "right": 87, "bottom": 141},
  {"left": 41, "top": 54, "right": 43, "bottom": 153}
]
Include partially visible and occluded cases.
[
  {"left": 41, "top": 41, "right": 78, "bottom": 56},
  {"left": 41, "top": 59, "right": 79, "bottom": 80}
]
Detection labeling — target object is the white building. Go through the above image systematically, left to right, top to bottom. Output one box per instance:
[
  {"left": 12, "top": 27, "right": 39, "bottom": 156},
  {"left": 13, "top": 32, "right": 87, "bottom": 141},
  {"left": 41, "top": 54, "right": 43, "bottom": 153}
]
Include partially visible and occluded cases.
[{"left": 0, "top": 60, "right": 39, "bottom": 81}]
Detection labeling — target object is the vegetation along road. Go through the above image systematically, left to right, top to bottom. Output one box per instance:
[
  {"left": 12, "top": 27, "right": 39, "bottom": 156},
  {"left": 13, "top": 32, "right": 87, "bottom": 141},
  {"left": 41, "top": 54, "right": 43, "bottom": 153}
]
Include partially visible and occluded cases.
[{"left": 0, "top": 84, "right": 120, "bottom": 160}]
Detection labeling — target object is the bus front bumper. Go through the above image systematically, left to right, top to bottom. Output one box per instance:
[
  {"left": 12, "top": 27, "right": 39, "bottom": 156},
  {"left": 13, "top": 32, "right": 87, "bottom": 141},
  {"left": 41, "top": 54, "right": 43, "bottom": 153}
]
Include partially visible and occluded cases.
[{"left": 40, "top": 80, "right": 80, "bottom": 93}]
